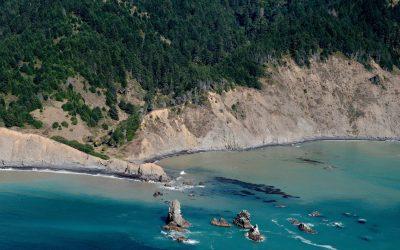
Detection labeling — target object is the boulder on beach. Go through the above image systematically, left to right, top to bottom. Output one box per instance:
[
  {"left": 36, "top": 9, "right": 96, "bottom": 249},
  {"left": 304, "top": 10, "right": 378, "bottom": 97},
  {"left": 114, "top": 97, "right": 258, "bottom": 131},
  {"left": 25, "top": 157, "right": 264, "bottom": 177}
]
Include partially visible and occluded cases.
[
  {"left": 165, "top": 200, "right": 191, "bottom": 229},
  {"left": 233, "top": 210, "right": 253, "bottom": 229},
  {"left": 211, "top": 218, "right": 231, "bottom": 227},
  {"left": 298, "top": 223, "right": 316, "bottom": 234},
  {"left": 246, "top": 224, "right": 265, "bottom": 242}
]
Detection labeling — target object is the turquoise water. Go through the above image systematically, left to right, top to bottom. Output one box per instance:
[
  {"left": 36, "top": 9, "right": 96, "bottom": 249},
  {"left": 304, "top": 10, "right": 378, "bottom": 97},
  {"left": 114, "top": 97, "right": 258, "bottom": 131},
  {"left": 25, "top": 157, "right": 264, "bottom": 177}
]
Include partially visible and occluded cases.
[{"left": 0, "top": 141, "right": 399, "bottom": 249}]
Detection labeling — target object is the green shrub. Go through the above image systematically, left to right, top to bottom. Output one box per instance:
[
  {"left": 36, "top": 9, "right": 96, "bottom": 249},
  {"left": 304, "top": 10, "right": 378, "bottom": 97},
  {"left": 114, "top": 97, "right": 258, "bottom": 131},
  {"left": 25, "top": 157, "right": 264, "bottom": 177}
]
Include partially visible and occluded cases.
[
  {"left": 70, "top": 116, "right": 78, "bottom": 125},
  {"left": 61, "top": 121, "right": 69, "bottom": 128},
  {"left": 52, "top": 122, "right": 59, "bottom": 129},
  {"left": 51, "top": 136, "right": 109, "bottom": 160}
]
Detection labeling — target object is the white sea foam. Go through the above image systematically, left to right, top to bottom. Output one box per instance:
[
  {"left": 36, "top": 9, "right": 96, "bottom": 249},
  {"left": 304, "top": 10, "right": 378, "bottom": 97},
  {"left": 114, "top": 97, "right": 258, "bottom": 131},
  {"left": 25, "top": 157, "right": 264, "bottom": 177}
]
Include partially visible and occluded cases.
[
  {"left": 285, "top": 228, "right": 337, "bottom": 250},
  {"left": 292, "top": 235, "right": 337, "bottom": 250},
  {"left": 184, "top": 239, "right": 200, "bottom": 245}
]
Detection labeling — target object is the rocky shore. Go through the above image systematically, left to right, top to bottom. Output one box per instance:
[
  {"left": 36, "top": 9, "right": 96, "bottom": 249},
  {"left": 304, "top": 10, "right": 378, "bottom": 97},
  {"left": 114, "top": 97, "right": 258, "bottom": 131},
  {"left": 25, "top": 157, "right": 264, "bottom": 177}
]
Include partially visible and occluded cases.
[{"left": 0, "top": 128, "right": 169, "bottom": 182}]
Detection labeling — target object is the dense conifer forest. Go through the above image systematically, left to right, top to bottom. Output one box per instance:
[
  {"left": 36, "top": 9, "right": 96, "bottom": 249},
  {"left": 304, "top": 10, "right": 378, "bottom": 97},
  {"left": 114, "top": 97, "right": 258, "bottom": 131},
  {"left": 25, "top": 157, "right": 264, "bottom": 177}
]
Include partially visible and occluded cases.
[{"left": 0, "top": 0, "right": 399, "bottom": 132}]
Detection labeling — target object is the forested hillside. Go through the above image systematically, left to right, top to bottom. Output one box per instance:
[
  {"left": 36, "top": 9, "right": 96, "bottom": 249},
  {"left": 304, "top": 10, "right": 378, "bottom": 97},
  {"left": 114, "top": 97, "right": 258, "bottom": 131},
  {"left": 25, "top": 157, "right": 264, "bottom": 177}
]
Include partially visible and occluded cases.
[{"left": 0, "top": 0, "right": 398, "bottom": 138}]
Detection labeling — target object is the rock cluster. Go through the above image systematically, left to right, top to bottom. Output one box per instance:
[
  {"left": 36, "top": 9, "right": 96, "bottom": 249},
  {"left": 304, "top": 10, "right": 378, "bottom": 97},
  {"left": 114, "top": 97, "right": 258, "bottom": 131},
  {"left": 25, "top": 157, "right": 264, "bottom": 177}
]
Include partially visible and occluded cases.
[
  {"left": 233, "top": 210, "right": 253, "bottom": 229},
  {"left": 233, "top": 210, "right": 265, "bottom": 242},
  {"left": 211, "top": 218, "right": 231, "bottom": 227},
  {"left": 289, "top": 218, "right": 316, "bottom": 234}
]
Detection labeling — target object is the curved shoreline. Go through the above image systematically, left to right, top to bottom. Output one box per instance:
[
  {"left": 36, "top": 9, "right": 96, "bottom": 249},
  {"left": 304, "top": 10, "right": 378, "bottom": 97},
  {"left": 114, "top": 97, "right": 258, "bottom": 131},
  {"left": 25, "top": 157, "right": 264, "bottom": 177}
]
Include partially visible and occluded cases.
[{"left": 143, "top": 136, "right": 400, "bottom": 163}]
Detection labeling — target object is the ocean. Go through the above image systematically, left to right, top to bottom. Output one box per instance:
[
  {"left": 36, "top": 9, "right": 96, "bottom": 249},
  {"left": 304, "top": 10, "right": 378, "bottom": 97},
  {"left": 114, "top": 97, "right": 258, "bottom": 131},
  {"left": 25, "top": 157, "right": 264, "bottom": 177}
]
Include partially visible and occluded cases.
[{"left": 0, "top": 141, "right": 399, "bottom": 249}]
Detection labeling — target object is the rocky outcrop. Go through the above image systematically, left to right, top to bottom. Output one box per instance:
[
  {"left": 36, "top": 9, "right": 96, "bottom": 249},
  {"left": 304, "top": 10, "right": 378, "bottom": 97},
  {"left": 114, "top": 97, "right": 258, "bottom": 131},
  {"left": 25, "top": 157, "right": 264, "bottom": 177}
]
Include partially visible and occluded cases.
[
  {"left": 122, "top": 56, "right": 400, "bottom": 162},
  {"left": 0, "top": 128, "right": 168, "bottom": 182},
  {"left": 164, "top": 200, "right": 190, "bottom": 231},
  {"left": 233, "top": 210, "right": 253, "bottom": 229},
  {"left": 211, "top": 217, "right": 231, "bottom": 227}
]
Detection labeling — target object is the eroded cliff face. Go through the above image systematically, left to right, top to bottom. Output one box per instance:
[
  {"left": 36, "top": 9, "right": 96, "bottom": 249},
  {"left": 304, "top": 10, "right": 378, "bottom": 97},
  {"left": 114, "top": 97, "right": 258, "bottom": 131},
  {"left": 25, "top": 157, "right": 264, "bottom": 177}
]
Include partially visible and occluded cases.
[
  {"left": 123, "top": 56, "right": 400, "bottom": 162},
  {"left": 0, "top": 128, "right": 168, "bottom": 181}
]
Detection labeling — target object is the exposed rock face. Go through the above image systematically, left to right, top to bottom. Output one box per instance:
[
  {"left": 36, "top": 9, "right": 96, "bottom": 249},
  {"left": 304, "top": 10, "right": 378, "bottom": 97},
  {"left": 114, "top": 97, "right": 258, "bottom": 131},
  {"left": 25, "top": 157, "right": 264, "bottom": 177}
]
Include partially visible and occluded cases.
[
  {"left": 123, "top": 56, "right": 400, "bottom": 162},
  {"left": 0, "top": 128, "right": 168, "bottom": 182},
  {"left": 165, "top": 200, "right": 190, "bottom": 229},
  {"left": 233, "top": 210, "right": 253, "bottom": 229},
  {"left": 211, "top": 217, "right": 231, "bottom": 227},
  {"left": 247, "top": 225, "right": 265, "bottom": 242}
]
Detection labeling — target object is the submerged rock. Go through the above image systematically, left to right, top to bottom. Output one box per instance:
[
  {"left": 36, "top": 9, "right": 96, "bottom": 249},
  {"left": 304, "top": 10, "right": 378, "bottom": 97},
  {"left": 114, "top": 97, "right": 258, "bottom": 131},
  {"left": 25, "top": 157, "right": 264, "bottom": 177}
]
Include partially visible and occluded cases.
[
  {"left": 165, "top": 200, "right": 191, "bottom": 228},
  {"left": 233, "top": 210, "right": 253, "bottom": 229},
  {"left": 308, "top": 211, "right": 321, "bottom": 217},
  {"left": 342, "top": 212, "right": 358, "bottom": 218},
  {"left": 211, "top": 217, "right": 231, "bottom": 227},
  {"left": 288, "top": 218, "right": 301, "bottom": 226},
  {"left": 358, "top": 218, "right": 367, "bottom": 224},
  {"left": 331, "top": 222, "right": 344, "bottom": 228},
  {"left": 298, "top": 223, "right": 316, "bottom": 234},
  {"left": 246, "top": 224, "right": 265, "bottom": 242}
]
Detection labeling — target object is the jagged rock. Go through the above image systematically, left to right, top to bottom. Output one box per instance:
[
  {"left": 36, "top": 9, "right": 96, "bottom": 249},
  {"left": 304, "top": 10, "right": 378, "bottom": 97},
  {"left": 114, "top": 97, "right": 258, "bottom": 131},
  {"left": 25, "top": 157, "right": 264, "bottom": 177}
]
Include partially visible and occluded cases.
[
  {"left": 153, "top": 191, "right": 163, "bottom": 197},
  {"left": 165, "top": 200, "right": 190, "bottom": 229},
  {"left": 233, "top": 210, "right": 253, "bottom": 229},
  {"left": 211, "top": 218, "right": 231, "bottom": 227},
  {"left": 298, "top": 223, "right": 316, "bottom": 234},
  {"left": 246, "top": 224, "right": 265, "bottom": 242}
]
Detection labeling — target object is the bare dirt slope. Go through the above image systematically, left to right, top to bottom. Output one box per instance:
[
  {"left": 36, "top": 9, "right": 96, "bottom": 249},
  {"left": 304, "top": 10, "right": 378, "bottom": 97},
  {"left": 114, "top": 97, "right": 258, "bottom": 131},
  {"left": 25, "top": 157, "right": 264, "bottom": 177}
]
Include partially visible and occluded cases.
[{"left": 123, "top": 56, "right": 400, "bottom": 162}]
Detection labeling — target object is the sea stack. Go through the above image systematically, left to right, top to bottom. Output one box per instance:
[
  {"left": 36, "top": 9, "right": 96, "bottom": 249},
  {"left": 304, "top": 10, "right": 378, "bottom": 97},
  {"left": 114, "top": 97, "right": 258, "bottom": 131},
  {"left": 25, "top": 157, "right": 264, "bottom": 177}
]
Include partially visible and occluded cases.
[
  {"left": 163, "top": 200, "right": 191, "bottom": 231},
  {"left": 233, "top": 210, "right": 253, "bottom": 229}
]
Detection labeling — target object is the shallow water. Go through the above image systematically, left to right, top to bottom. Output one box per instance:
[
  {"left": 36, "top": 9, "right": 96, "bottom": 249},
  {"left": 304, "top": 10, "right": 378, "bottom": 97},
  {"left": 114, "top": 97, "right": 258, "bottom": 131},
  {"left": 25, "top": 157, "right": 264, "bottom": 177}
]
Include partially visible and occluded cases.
[{"left": 0, "top": 141, "right": 399, "bottom": 249}]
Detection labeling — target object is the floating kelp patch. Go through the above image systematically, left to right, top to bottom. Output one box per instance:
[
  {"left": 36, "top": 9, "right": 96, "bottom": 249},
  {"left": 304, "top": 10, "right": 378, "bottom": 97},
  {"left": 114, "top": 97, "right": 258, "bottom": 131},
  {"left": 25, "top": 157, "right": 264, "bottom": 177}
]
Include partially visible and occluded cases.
[
  {"left": 296, "top": 157, "right": 337, "bottom": 170},
  {"left": 296, "top": 157, "right": 324, "bottom": 164},
  {"left": 214, "top": 177, "right": 299, "bottom": 199}
]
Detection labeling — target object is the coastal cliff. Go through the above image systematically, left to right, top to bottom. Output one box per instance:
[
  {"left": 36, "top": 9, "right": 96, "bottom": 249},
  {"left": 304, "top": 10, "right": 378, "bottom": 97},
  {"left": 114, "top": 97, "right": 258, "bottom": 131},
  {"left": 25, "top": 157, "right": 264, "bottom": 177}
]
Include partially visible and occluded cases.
[
  {"left": 122, "top": 56, "right": 400, "bottom": 162},
  {"left": 0, "top": 128, "right": 168, "bottom": 182}
]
